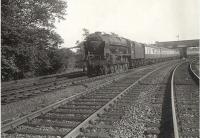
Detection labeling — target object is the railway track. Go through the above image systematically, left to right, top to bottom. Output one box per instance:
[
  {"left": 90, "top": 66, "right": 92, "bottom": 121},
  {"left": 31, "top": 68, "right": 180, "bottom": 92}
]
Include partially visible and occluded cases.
[
  {"left": 82, "top": 59, "right": 179, "bottom": 138},
  {"left": 1, "top": 61, "right": 178, "bottom": 138},
  {"left": 2, "top": 61, "right": 173, "bottom": 105},
  {"left": 171, "top": 62, "right": 199, "bottom": 138},
  {"left": 1, "top": 69, "right": 136, "bottom": 105},
  {"left": 2, "top": 71, "right": 86, "bottom": 105},
  {"left": 2, "top": 71, "right": 86, "bottom": 92}
]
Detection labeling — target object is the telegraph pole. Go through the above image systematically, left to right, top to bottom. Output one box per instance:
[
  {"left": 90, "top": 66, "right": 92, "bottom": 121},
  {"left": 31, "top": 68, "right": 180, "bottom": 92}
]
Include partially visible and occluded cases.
[{"left": 176, "top": 34, "right": 179, "bottom": 41}]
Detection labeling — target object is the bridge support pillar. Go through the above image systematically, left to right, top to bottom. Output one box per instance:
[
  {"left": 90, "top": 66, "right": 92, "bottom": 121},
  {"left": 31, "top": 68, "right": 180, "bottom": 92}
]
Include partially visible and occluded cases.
[{"left": 179, "top": 47, "right": 187, "bottom": 58}]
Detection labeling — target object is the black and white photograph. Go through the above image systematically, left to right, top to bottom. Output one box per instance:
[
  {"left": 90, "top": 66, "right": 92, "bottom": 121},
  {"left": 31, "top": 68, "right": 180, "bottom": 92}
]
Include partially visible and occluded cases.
[{"left": 1, "top": 0, "right": 199, "bottom": 137}]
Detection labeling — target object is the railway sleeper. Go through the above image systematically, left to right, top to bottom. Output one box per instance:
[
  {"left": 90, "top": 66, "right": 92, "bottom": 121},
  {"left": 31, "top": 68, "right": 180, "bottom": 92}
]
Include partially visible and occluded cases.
[
  {"left": 108, "top": 84, "right": 133, "bottom": 87},
  {"left": 100, "top": 87, "right": 126, "bottom": 91},
  {"left": 40, "top": 88, "right": 49, "bottom": 92},
  {"left": 95, "top": 89, "right": 121, "bottom": 92},
  {"left": 32, "top": 90, "right": 41, "bottom": 94},
  {"left": 95, "top": 90, "right": 125, "bottom": 94},
  {"left": 124, "top": 90, "right": 143, "bottom": 94},
  {"left": 24, "top": 93, "right": 39, "bottom": 97},
  {"left": 90, "top": 93, "right": 118, "bottom": 96},
  {"left": 121, "top": 94, "right": 140, "bottom": 99},
  {"left": 83, "top": 96, "right": 114, "bottom": 99},
  {"left": 2, "top": 97, "right": 18, "bottom": 102},
  {"left": 76, "top": 99, "right": 110, "bottom": 103},
  {"left": 70, "top": 101, "right": 108, "bottom": 106},
  {"left": 66, "top": 102, "right": 106, "bottom": 106},
  {"left": 59, "top": 105, "right": 101, "bottom": 110},
  {"left": 49, "top": 109, "right": 95, "bottom": 115},
  {"left": 37, "top": 114, "right": 85, "bottom": 122},
  {"left": 23, "top": 121, "right": 77, "bottom": 129},
  {"left": 7, "top": 128, "right": 68, "bottom": 137}
]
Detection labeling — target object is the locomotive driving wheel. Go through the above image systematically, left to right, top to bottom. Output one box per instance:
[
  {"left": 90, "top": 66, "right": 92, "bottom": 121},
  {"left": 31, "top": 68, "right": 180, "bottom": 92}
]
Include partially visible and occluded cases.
[
  {"left": 125, "top": 64, "right": 128, "bottom": 70},
  {"left": 103, "top": 65, "right": 109, "bottom": 75},
  {"left": 114, "top": 65, "right": 118, "bottom": 73},
  {"left": 119, "top": 65, "right": 122, "bottom": 72},
  {"left": 100, "top": 66, "right": 104, "bottom": 75},
  {"left": 110, "top": 66, "right": 115, "bottom": 73}
]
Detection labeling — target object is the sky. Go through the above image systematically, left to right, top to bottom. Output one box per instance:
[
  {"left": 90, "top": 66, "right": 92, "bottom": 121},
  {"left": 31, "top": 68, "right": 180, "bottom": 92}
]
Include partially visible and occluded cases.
[{"left": 55, "top": 0, "right": 200, "bottom": 48}]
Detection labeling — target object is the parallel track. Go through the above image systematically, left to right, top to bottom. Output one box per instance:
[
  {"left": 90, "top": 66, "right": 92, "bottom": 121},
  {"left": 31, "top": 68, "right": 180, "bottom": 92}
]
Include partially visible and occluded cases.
[
  {"left": 2, "top": 61, "right": 176, "bottom": 137},
  {"left": 2, "top": 62, "right": 171, "bottom": 105},
  {"left": 171, "top": 62, "right": 199, "bottom": 138},
  {"left": 2, "top": 69, "right": 133, "bottom": 105},
  {"left": 2, "top": 71, "right": 86, "bottom": 105}
]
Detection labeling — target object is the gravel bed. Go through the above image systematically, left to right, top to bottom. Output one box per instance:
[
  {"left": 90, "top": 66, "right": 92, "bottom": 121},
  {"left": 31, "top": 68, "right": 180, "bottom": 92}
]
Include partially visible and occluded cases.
[{"left": 110, "top": 64, "right": 175, "bottom": 138}]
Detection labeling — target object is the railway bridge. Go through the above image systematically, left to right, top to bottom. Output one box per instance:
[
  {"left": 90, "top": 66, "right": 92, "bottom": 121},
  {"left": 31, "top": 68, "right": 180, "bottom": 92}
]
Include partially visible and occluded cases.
[{"left": 156, "top": 39, "right": 199, "bottom": 58}]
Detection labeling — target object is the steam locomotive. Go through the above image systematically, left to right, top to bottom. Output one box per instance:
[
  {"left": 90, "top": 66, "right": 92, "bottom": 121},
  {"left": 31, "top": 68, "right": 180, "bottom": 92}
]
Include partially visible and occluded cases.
[{"left": 83, "top": 32, "right": 180, "bottom": 76}]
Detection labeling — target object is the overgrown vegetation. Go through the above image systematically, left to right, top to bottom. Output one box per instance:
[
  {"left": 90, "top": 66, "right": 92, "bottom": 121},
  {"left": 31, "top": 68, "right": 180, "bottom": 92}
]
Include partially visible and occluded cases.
[{"left": 1, "top": 0, "right": 69, "bottom": 81}]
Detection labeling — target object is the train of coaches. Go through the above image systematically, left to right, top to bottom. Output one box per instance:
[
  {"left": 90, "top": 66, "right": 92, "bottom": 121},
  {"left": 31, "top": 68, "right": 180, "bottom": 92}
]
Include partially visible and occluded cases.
[{"left": 81, "top": 32, "right": 195, "bottom": 76}]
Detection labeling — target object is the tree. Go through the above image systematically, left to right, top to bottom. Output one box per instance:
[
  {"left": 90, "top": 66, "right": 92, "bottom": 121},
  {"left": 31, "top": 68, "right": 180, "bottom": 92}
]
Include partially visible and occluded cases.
[
  {"left": 1, "top": 0, "right": 67, "bottom": 81},
  {"left": 54, "top": 48, "right": 76, "bottom": 72}
]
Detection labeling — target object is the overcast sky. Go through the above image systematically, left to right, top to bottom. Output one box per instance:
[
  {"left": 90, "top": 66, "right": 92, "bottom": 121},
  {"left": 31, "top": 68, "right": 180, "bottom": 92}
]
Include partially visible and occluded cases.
[{"left": 55, "top": 0, "right": 200, "bottom": 48}]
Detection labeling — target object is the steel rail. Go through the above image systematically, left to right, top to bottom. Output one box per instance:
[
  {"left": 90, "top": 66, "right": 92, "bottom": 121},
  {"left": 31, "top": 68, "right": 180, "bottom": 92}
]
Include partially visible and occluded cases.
[
  {"left": 65, "top": 62, "right": 175, "bottom": 138},
  {"left": 171, "top": 62, "right": 186, "bottom": 138},
  {"left": 189, "top": 62, "right": 199, "bottom": 80},
  {"left": 1, "top": 66, "right": 148, "bottom": 133}
]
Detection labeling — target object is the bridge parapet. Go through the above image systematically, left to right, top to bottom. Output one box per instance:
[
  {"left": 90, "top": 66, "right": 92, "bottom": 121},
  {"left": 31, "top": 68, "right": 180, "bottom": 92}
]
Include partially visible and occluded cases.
[{"left": 156, "top": 39, "right": 199, "bottom": 58}]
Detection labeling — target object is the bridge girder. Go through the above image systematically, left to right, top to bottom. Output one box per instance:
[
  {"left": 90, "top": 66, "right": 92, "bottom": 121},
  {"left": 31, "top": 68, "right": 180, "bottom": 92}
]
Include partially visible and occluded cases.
[{"left": 156, "top": 39, "right": 199, "bottom": 58}]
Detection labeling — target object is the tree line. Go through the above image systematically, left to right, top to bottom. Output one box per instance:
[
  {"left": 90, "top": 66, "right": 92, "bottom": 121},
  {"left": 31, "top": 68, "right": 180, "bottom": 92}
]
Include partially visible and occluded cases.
[{"left": 1, "top": 0, "right": 84, "bottom": 81}]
